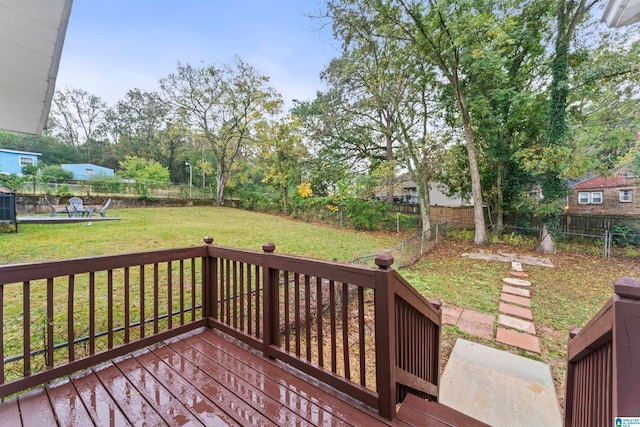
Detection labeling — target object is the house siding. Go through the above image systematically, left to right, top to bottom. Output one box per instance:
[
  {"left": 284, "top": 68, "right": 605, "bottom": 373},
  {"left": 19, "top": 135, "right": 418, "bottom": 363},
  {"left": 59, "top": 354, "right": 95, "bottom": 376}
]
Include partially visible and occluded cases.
[
  {"left": 0, "top": 149, "right": 41, "bottom": 175},
  {"left": 61, "top": 164, "right": 114, "bottom": 180}
]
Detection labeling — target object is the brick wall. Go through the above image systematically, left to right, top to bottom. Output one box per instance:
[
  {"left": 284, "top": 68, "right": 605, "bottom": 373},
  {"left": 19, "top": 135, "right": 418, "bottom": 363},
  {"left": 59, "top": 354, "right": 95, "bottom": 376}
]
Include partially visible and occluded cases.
[{"left": 568, "top": 185, "right": 640, "bottom": 215}]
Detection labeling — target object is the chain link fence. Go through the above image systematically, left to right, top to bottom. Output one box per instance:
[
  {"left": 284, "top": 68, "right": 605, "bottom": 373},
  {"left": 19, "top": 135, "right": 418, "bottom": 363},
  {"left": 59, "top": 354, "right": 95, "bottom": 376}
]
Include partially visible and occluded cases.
[
  {"left": 349, "top": 222, "right": 448, "bottom": 269},
  {"left": 494, "top": 224, "right": 640, "bottom": 259}
]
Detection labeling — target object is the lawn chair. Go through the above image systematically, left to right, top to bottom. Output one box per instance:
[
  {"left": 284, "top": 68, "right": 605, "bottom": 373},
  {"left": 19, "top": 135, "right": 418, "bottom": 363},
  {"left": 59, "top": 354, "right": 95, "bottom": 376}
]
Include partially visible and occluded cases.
[
  {"left": 44, "top": 195, "right": 70, "bottom": 217},
  {"left": 68, "top": 197, "right": 93, "bottom": 217},
  {"left": 92, "top": 198, "right": 112, "bottom": 217}
]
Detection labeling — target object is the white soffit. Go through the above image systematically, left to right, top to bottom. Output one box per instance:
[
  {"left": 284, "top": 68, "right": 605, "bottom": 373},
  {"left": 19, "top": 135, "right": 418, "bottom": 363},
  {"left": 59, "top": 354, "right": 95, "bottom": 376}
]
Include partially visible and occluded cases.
[
  {"left": 0, "top": 0, "right": 73, "bottom": 135},
  {"left": 603, "top": 0, "right": 640, "bottom": 27}
]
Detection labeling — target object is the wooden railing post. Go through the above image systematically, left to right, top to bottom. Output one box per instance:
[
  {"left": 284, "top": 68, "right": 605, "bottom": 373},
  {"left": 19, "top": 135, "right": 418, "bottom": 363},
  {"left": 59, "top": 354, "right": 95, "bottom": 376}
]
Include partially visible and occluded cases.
[
  {"left": 202, "top": 236, "right": 214, "bottom": 318},
  {"left": 262, "top": 242, "right": 278, "bottom": 358},
  {"left": 374, "top": 253, "right": 396, "bottom": 420},
  {"left": 612, "top": 277, "right": 640, "bottom": 416}
]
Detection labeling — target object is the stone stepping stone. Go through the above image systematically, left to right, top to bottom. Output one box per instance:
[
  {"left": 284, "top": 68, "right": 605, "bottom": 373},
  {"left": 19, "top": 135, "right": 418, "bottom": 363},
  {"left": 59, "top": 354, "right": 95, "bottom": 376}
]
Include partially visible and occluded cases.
[
  {"left": 511, "top": 261, "right": 523, "bottom": 271},
  {"left": 509, "top": 270, "right": 529, "bottom": 278},
  {"left": 502, "top": 277, "right": 531, "bottom": 287},
  {"left": 502, "top": 285, "right": 530, "bottom": 298},
  {"left": 500, "top": 293, "right": 531, "bottom": 308},
  {"left": 499, "top": 302, "right": 533, "bottom": 320},
  {"left": 442, "top": 305, "right": 463, "bottom": 326},
  {"left": 456, "top": 309, "right": 495, "bottom": 340},
  {"left": 459, "top": 309, "right": 495, "bottom": 326},
  {"left": 498, "top": 314, "right": 536, "bottom": 334},
  {"left": 457, "top": 318, "right": 494, "bottom": 340},
  {"left": 496, "top": 327, "right": 540, "bottom": 354}
]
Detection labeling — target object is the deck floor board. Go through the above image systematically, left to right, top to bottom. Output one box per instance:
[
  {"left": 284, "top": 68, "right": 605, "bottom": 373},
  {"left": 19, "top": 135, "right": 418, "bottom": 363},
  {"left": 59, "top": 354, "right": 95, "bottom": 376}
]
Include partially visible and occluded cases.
[{"left": 0, "top": 328, "right": 426, "bottom": 426}]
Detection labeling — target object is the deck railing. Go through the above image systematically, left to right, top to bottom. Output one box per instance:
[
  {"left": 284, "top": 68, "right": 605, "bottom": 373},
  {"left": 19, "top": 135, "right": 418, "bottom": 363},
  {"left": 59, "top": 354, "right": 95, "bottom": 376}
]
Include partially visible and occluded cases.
[
  {"left": 0, "top": 237, "right": 441, "bottom": 420},
  {"left": 564, "top": 277, "right": 640, "bottom": 425}
]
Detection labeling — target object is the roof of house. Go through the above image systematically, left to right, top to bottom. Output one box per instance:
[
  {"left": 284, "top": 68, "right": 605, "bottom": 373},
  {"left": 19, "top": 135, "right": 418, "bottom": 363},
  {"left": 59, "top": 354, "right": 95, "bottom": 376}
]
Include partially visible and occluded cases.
[
  {"left": 0, "top": 0, "right": 73, "bottom": 135},
  {"left": 0, "top": 148, "right": 42, "bottom": 156},
  {"left": 61, "top": 163, "right": 113, "bottom": 170},
  {"left": 570, "top": 165, "right": 639, "bottom": 189}
]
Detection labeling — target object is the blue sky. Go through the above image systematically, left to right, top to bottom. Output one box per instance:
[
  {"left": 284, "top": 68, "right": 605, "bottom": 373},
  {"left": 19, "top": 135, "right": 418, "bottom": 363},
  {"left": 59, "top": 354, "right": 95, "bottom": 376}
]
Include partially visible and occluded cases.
[{"left": 56, "top": 1, "right": 338, "bottom": 110}]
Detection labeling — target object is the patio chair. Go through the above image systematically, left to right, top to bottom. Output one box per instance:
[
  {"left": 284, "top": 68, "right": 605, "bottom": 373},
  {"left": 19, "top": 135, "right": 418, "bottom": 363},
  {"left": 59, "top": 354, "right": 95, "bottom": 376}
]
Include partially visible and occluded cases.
[
  {"left": 44, "top": 195, "right": 70, "bottom": 217},
  {"left": 68, "top": 197, "right": 93, "bottom": 217},
  {"left": 92, "top": 198, "right": 112, "bottom": 217}
]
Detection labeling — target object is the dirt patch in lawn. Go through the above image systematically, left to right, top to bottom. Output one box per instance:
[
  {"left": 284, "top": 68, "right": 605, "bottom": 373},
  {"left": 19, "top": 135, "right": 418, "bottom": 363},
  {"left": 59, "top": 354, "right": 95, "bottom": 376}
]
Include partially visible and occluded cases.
[{"left": 403, "top": 238, "right": 640, "bottom": 412}]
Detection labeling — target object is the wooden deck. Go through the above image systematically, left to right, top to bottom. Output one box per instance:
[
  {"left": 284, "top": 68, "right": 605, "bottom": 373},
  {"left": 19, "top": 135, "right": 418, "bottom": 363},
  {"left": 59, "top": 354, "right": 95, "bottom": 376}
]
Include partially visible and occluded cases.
[
  {"left": 0, "top": 326, "right": 485, "bottom": 426},
  {"left": 0, "top": 328, "right": 395, "bottom": 426}
]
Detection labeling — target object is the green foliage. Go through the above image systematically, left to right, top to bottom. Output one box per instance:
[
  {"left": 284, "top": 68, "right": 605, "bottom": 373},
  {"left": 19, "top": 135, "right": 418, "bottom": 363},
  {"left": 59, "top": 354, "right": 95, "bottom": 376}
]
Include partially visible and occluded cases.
[
  {"left": 118, "top": 156, "right": 170, "bottom": 198},
  {"left": 21, "top": 165, "right": 38, "bottom": 176},
  {"left": 39, "top": 165, "right": 73, "bottom": 183},
  {"left": 0, "top": 174, "right": 28, "bottom": 191},
  {"left": 87, "top": 175, "right": 125, "bottom": 195},
  {"left": 612, "top": 223, "right": 640, "bottom": 248}
]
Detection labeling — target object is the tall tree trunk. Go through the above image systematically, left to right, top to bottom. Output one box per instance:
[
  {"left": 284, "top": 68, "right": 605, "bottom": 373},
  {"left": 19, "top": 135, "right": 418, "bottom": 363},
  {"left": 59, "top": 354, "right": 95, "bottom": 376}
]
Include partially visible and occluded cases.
[
  {"left": 462, "top": 121, "right": 487, "bottom": 244},
  {"left": 385, "top": 132, "right": 394, "bottom": 203},
  {"left": 215, "top": 162, "right": 226, "bottom": 205},
  {"left": 496, "top": 164, "right": 504, "bottom": 230},
  {"left": 417, "top": 177, "right": 431, "bottom": 236},
  {"left": 539, "top": 223, "right": 555, "bottom": 253}
]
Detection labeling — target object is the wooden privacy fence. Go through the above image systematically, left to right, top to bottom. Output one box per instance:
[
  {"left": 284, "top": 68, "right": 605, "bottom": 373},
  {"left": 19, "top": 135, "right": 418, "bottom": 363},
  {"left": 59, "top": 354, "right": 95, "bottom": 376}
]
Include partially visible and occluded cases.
[
  {"left": 0, "top": 238, "right": 442, "bottom": 420},
  {"left": 564, "top": 277, "right": 640, "bottom": 425}
]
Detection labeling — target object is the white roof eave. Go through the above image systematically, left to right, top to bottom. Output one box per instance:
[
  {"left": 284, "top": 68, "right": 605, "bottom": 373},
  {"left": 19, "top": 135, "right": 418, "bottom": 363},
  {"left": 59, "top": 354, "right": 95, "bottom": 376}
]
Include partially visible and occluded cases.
[
  {"left": 0, "top": 0, "right": 73, "bottom": 136},
  {"left": 603, "top": 0, "right": 640, "bottom": 27}
]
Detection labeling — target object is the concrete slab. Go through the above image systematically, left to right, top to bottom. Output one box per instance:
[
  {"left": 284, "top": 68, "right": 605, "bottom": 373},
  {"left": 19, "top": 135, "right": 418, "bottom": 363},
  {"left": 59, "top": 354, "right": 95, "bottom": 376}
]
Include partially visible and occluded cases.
[
  {"left": 511, "top": 261, "right": 523, "bottom": 271},
  {"left": 509, "top": 270, "right": 529, "bottom": 278},
  {"left": 502, "top": 285, "right": 531, "bottom": 298},
  {"left": 500, "top": 292, "right": 531, "bottom": 307},
  {"left": 499, "top": 302, "right": 533, "bottom": 320},
  {"left": 442, "top": 305, "right": 463, "bottom": 326},
  {"left": 459, "top": 309, "right": 495, "bottom": 326},
  {"left": 498, "top": 314, "right": 536, "bottom": 335},
  {"left": 457, "top": 318, "right": 494, "bottom": 340},
  {"left": 496, "top": 327, "right": 540, "bottom": 354},
  {"left": 440, "top": 339, "right": 562, "bottom": 426}
]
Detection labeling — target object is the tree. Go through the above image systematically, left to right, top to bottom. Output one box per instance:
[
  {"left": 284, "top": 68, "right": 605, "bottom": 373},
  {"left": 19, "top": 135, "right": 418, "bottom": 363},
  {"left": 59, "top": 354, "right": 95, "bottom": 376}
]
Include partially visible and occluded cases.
[
  {"left": 329, "top": 0, "right": 492, "bottom": 243},
  {"left": 515, "top": 0, "right": 598, "bottom": 252},
  {"left": 160, "top": 58, "right": 279, "bottom": 204},
  {"left": 48, "top": 87, "right": 107, "bottom": 163},
  {"left": 105, "top": 89, "right": 169, "bottom": 162},
  {"left": 257, "top": 112, "right": 307, "bottom": 214},
  {"left": 118, "top": 156, "right": 170, "bottom": 198},
  {"left": 40, "top": 165, "right": 73, "bottom": 183}
]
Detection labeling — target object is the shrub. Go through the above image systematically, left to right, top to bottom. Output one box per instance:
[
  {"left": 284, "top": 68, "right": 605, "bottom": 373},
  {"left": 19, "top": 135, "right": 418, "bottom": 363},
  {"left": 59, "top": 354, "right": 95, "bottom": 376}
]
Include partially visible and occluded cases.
[{"left": 612, "top": 223, "right": 640, "bottom": 247}]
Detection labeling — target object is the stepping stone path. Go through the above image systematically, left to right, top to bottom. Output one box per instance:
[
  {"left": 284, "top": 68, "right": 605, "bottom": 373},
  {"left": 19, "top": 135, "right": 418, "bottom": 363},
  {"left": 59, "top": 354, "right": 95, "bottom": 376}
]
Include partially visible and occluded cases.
[
  {"left": 442, "top": 260, "right": 542, "bottom": 354},
  {"left": 497, "top": 262, "right": 540, "bottom": 354}
]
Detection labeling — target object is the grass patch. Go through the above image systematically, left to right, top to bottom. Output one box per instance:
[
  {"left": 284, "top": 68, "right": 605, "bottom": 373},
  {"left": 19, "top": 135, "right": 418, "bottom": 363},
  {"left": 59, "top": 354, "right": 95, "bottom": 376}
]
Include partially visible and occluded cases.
[
  {"left": 1, "top": 207, "right": 405, "bottom": 264},
  {"left": 405, "top": 236, "right": 640, "bottom": 410}
]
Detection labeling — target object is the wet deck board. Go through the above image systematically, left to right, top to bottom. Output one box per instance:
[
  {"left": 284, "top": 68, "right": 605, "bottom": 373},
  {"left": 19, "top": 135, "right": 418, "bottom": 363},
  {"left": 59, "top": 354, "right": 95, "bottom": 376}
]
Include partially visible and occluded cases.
[{"left": 0, "top": 328, "right": 400, "bottom": 426}]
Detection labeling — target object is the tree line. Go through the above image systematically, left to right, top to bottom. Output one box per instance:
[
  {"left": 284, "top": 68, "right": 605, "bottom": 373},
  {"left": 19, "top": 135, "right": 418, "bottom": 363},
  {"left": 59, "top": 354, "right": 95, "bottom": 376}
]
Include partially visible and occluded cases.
[{"left": 2, "top": 0, "right": 639, "bottom": 252}]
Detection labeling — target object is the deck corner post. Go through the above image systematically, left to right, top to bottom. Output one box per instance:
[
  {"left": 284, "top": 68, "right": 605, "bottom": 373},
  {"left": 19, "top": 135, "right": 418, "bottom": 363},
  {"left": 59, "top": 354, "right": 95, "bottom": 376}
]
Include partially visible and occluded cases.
[
  {"left": 202, "top": 236, "right": 215, "bottom": 318},
  {"left": 262, "top": 243, "right": 278, "bottom": 358},
  {"left": 374, "top": 253, "right": 396, "bottom": 420},
  {"left": 612, "top": 277, "right": 640, "bottom": 416}
]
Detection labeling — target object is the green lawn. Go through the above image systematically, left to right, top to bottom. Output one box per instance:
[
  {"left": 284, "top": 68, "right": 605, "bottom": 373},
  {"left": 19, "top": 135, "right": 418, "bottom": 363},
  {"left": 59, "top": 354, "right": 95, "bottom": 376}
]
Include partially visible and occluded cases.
[{"left": 1, "top": 207, "right": 405, "bottom": 264}]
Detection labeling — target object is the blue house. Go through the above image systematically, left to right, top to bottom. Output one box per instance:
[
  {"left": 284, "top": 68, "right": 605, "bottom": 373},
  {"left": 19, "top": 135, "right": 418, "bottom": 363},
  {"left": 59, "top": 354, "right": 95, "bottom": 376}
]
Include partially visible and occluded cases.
[
  {"left": 0, "top": 149, "right": 41, "bottom": 175},
  {"left": 61, "top": 163, "right": 114, "bottom": 181}
]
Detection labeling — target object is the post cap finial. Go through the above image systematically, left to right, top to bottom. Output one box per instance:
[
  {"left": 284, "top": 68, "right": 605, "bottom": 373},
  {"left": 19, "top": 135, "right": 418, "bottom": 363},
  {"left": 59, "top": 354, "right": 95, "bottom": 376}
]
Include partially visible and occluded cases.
[
  {"left": 203, "top": 236, "right": 214, "bottom": 245},
  {"left": 262, "top": 242, "right": 276, "bottom": 253},
  {"left": 375, "top": 253, "right": 394, "bottom": 269},
  {"left": 614, "top": 277, "right": 640, "bottom": 299}
]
